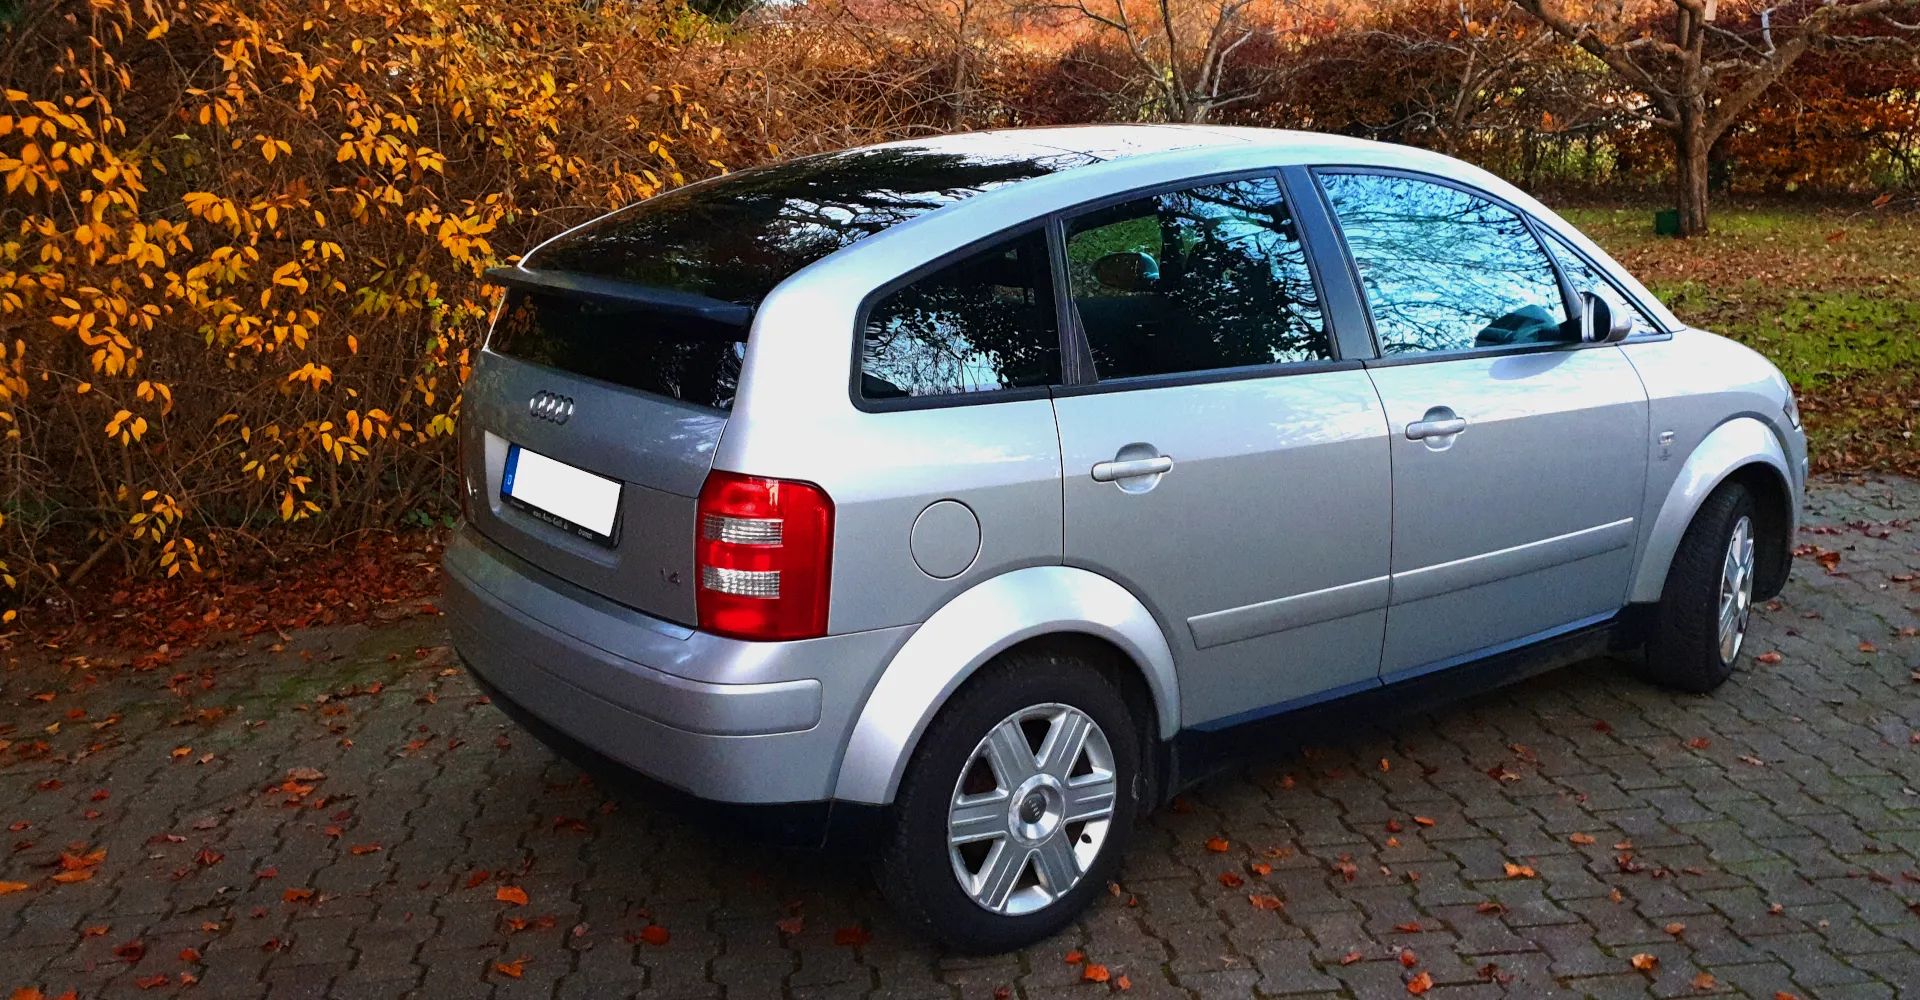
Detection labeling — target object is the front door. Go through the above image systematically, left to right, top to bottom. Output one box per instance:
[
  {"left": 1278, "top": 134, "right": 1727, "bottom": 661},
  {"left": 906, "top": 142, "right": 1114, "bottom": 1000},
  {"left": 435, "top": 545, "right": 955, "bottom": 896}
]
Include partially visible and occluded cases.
[
  {"left": 1316, "top": 171, "right": 1650, "bottom": 678},
  {"left": 1051, "top": 174, "right": 1393, "bottom": 729}
]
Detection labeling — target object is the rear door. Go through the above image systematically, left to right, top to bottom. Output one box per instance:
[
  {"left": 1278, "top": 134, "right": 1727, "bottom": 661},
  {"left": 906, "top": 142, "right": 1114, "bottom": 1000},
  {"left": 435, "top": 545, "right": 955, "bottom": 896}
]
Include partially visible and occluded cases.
[
  {"left": 1314, "top": 171, "right": 1649, "bottom": 678},
  {"left": 1050, "top": 174, "right": 1394, "bottom": 729}
]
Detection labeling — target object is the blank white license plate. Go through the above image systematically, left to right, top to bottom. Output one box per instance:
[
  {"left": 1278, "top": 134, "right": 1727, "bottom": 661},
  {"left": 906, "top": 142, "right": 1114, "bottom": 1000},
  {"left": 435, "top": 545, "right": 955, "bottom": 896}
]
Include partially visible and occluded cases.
[{"left": 501, "top": 444, "right": 622, "bottom": 545}]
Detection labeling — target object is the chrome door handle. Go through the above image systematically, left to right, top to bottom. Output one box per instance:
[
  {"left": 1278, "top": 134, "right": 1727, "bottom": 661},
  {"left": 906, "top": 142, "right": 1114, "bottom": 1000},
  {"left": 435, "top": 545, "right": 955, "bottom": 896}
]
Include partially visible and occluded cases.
[
  {"left": 1405, "top": 417, "right": 1467, "bottom": 441},
  {"left": 1091, "top": 456, "right": 1173, "bottom": 482}
]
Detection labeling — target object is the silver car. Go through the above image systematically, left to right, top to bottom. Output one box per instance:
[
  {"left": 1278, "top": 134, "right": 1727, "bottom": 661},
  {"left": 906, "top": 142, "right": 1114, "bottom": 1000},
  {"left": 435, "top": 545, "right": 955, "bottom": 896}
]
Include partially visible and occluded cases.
[{"left": 445, "top": 125, "right": 1805, "bottom": 951}]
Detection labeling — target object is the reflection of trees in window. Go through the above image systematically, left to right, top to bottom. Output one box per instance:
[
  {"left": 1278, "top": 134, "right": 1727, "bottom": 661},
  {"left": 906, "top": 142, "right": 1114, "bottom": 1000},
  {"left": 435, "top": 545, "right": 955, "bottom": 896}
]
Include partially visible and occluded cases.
[
  {"left": 536, "top": 146, "right": 1093, "bottom": 306},
  {"left": 1320, "top": 174, "right": 1566, "bottom": 354},
  {"left": 1066, "top": 177, "right": 1330, "bottom": 381},
  {"left": 861, "top": 231, "right": 1060, "bottom": 398},
  {"left": 1543, "top": 232, "right": 1657, "bottom": 334},
  {"left": 489, "top": 292, "right": 747, "bottom": 410}
]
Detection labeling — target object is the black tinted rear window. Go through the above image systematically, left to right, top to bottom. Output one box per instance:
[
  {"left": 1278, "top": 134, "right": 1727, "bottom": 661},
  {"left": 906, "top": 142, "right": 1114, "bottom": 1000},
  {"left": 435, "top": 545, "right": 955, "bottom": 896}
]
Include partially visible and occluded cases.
[
  {"left": 527, "top": 142, "right": 1095, "bottom": 306},
  {"left": 489, "top": 291, "right": 746, "bottom": 410}
]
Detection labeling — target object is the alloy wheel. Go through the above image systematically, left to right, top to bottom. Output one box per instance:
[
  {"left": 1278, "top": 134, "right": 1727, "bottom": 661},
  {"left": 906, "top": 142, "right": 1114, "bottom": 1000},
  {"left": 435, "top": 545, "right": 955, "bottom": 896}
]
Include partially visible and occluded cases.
[
  {"left": 1718, "top": 515, "right": 1755, "bottom": 664},
  {"left": 946, "top": 703, "right": 1116, "bottom": 916}
]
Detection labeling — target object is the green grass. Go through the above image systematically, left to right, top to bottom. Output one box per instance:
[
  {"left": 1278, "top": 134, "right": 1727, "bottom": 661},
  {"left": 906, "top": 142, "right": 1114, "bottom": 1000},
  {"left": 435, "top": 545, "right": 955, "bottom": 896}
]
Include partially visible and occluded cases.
[{"left": 1552, "top": 202, "right": 1920, "bottom": 475}]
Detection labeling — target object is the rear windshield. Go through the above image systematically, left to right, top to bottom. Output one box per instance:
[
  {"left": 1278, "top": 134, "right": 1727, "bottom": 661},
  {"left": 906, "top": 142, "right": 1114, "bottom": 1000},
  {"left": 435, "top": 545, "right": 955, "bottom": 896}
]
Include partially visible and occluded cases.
[
  {"left": 525, "top": 141, "right": 1096, "bottom": 306},
  {"left": 489, "top": 291, "right": 747, "bottom": 410}
]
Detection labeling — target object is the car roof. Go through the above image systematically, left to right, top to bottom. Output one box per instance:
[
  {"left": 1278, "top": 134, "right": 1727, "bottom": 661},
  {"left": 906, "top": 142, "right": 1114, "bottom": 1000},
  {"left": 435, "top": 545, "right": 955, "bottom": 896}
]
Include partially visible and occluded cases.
[{"left": 862, "top": 123, "right": 1381, "bottom": 162}]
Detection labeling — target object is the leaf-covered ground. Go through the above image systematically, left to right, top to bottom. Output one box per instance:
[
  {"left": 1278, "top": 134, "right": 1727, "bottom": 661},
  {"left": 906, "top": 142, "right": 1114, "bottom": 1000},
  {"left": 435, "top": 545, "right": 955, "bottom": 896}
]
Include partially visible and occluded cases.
[{"left": 1561, "top": 203, "right": 1920, "bottom": 477}]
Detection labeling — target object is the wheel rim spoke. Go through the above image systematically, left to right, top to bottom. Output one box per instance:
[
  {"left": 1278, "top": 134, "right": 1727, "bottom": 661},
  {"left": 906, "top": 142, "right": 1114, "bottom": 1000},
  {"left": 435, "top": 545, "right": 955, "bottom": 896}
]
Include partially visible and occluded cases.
[
  {"left": 1037, "top": 709, "right": 1092, "bottom": 778},
  {"left": 983, "top": 720, "right": 1039, "bottom": 786},
  {"left": 1062, "top": 774, "right": 1116, "bottom": 823},
  {"left": 949, "top": 794, "right": 1009, "bottom": 847},
  {"left": 1031, "top": 832, "right": 1079, "bottom": 896},
  {"left": 973, "top": 840, "right": 1028, "bottom": 912}
]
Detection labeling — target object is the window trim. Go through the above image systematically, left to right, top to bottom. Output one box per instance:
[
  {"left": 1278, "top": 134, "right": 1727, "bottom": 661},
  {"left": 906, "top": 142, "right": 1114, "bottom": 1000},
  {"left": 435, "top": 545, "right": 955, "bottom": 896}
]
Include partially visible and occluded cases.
[
  {"left": 1310, "top": 165, "right": 1607, "bottom": 365},
  {"left": 1052, "top": 167, "right": 1348, "bottom": 387},
  {"left": 847, "top": 220, "right": 1066, "bottom": 414},
  {"left": 1537, "top": 227, "right": 1676, "bottom": 343}
]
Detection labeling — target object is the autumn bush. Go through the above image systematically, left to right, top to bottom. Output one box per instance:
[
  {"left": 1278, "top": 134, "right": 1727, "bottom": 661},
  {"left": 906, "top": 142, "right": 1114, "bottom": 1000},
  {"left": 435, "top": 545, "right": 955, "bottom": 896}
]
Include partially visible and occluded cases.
[{"left": 0, "top": 0, "right": 919, "bottom": 620}]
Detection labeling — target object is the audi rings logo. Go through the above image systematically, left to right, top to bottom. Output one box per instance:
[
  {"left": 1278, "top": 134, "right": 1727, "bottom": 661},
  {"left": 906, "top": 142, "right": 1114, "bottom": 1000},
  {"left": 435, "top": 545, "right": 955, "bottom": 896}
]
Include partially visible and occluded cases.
[{"left": 528, "top": 391, "right": 575, "bottom": 425}]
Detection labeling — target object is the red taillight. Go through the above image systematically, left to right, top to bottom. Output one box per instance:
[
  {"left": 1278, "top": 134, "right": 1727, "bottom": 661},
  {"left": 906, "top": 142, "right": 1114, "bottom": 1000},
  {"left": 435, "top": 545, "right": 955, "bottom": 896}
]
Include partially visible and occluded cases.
[{"left": 694, "top": 471, "right": 834, "bottom": 641}]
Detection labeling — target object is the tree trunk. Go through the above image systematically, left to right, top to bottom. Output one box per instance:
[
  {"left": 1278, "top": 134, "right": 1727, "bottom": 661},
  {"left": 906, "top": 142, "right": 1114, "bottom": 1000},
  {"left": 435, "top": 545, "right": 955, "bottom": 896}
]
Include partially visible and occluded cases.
[{"left": 1674, "top": 104, "right": 1712, "bottom": 236}]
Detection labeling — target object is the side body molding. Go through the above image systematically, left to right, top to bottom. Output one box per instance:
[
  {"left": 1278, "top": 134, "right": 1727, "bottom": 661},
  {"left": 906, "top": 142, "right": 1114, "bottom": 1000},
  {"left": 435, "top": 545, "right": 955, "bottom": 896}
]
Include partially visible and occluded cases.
[
  {"left": 1629, "top": 416, "right": 1795, "bottom": 604},
  {"left": 832, "top": 566, "right": 1180, "bottom": 806}
]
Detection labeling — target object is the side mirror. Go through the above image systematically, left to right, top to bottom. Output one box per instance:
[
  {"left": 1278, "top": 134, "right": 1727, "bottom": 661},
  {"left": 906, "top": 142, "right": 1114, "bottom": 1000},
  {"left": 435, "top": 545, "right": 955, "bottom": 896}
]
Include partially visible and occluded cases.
[
  {"left": 1092, "top": 251, "right": 1159, "bottom": 293},
  {"left": 1579, "top": 291, "right": 1634, "bottom": 344}
]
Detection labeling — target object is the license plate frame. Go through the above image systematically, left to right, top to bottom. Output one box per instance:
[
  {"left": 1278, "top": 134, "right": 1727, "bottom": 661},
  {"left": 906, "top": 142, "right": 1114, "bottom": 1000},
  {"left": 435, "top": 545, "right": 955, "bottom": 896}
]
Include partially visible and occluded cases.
[{"left": 500, "top": 444, "right": 623, "bottom": 547}]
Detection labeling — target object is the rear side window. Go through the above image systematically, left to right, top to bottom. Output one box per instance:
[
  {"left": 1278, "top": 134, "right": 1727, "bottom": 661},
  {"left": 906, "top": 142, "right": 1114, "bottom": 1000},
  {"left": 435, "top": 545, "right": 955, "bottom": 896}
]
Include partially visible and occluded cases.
[
  {"left": 1320, "top": 172, "right": 1570, "bottom": 355},
  {"left": 1064, "top": 176, "right": 1330, "bottom": 380},
  {"left": 860, "top": 229, "right": 1061, "bottom": 400},
  {"left": 489, "top": 291, "right": 746, "bottom": 410}
]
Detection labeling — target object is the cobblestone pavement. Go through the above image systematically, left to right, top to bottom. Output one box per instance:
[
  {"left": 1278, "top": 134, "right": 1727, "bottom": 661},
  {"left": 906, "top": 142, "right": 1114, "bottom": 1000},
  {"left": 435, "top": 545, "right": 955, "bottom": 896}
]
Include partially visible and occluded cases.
[{"left": 4, "top": 477, "right": 1920, "bottom": 1000}]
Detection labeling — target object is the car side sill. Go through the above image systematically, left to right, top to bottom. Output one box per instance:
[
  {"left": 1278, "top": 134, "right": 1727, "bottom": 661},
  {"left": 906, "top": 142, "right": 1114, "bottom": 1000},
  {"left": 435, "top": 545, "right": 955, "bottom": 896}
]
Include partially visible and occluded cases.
[{"left": 1161, "top": 609, "right": 1644, "bottom": 799}]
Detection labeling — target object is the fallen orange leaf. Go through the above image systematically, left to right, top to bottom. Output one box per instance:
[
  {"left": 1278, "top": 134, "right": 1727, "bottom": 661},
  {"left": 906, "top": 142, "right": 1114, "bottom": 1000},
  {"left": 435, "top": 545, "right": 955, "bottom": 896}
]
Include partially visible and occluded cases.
[
  {"left": 1756, "top": 651, "right": 1783, "bottom": 664},
  {"left": 1685, "top": 737, "right": 1710, "bottom": 750},
  {"left": 1412, "top": 816, "right": 1435, "bottom": 827},
  {"left": 1569, "top": 833, "right": 1595, "bottom": 845},
  {"left": 1204, "top": 837, "right": 1229, "bottom": 852},
  {"left": 348, "top": 843, "right": 381, "bottom": 855},
  {"left": 1249, "top": 862, "right": 1272, "bottom": 877},
  {"left": 1503, "top": 862, "right": 1536, "bottom": 878},
  {"left": 49, "top": 869, "right": 94, "bottom": 884},
  {"left": 1218, "top": 872, "right": 1244, "bottom": 888},
  {"left": 0, "top": 881, "right": 29, "bottom": 895},
  {"left": 495, "top": 885, "right": 528, "bottom": 906},
  {"left": 282, "top": 888, "right": 314, "bottom": 902},
  {"left": 1248, "top": 894, "right": 1284, "bottom": 911},
  {"left": 775, "top": 916, "right": 804, "bottom": 935},
  {"left": 1394, "top": 922, "right": 1422, "bottom": 933},
  {"left": 1665, "top": 922, "right": 1685, "bottom": 936},
  {"left": 638, "top": 925, "right": 670, "bottom": 946},
  {"left": 832, "top": 925, "right": 871, "bottom": 947},
  {"left": 179, "top": 947, "right": 201, "bottom": 962},
  {"left": 1399, "top": 948, "right": 1417, "bottom": 967},
  {"left": 1064, "top": 951, "right": 1084, "bottom": 964},
  {"left": 1340, "top": 951, "right": 1363, "bottom": 965},
  {"left": 1630, "top": 953, "right": 1657, "bottom": 971},
  {"left": 492, "top": 958, "right": 525, "bottom": 978},
  {"left": 1083, "top": 964, "right": 1110, "bottom": 983},
  {"left": 1407, "top": 971, "right": 1433, "bottom": 994},
  {"left": 1692, "top": 971, "right": 1716, "bottom": 990},
  {"left": 1115, "top": 973, "right": 1131, "bottom": 990},
  {"left": 134, "top": 976, "right": 169, "bottom": 990}
]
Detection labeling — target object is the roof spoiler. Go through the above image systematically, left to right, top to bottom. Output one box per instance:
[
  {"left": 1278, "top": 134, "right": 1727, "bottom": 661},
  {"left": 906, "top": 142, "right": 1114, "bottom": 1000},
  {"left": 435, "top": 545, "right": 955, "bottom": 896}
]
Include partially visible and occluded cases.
[{"left": 483, "top": 267, "right": 754, "bottom": 328}]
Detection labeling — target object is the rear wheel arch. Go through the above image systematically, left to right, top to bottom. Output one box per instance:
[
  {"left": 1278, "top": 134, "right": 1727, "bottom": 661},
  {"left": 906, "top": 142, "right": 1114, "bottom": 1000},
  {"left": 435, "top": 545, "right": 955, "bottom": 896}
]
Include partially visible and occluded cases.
[{"left": 831, "top": 566, "right": 1178, "bottom": 806}]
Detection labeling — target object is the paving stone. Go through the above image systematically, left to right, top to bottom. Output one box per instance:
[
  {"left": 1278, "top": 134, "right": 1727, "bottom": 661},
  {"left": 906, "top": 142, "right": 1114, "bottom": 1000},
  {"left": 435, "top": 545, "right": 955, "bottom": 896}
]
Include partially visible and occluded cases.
[{"left": 5, "top": 475, "right": 1920, "bottom": 997}]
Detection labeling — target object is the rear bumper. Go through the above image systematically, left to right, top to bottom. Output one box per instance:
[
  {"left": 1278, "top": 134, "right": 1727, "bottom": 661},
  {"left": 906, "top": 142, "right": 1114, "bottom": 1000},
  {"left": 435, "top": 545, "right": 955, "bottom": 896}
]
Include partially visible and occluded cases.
[{"left": 442, "top": 527, "right": 912, "bottom": 804}]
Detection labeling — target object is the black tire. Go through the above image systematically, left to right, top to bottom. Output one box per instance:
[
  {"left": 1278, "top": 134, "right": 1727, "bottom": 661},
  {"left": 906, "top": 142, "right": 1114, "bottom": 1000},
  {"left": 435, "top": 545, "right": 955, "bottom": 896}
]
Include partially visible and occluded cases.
[
  {"left": 1645, "top": 481, "right": 1758, "bottom": 693},
  {"left": 876, "top": 647, "right": 1142, "bottom": 953}
]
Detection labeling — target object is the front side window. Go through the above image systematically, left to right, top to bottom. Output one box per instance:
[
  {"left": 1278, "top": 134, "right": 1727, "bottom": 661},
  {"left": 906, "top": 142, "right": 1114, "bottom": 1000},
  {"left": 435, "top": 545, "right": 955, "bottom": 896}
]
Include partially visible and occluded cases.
[
  {"left": 1320, "top": 173, "right": 1570, "bottom": 356},
  {"left": 1065, "top": 176, "right": 1331, "bottom": 381},
  {"left": 860, "top": 229, "right": 1060, "bottom": 400},
  {"left": 1542, "top": 230, "right": 1662, "bottom": 336}
]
